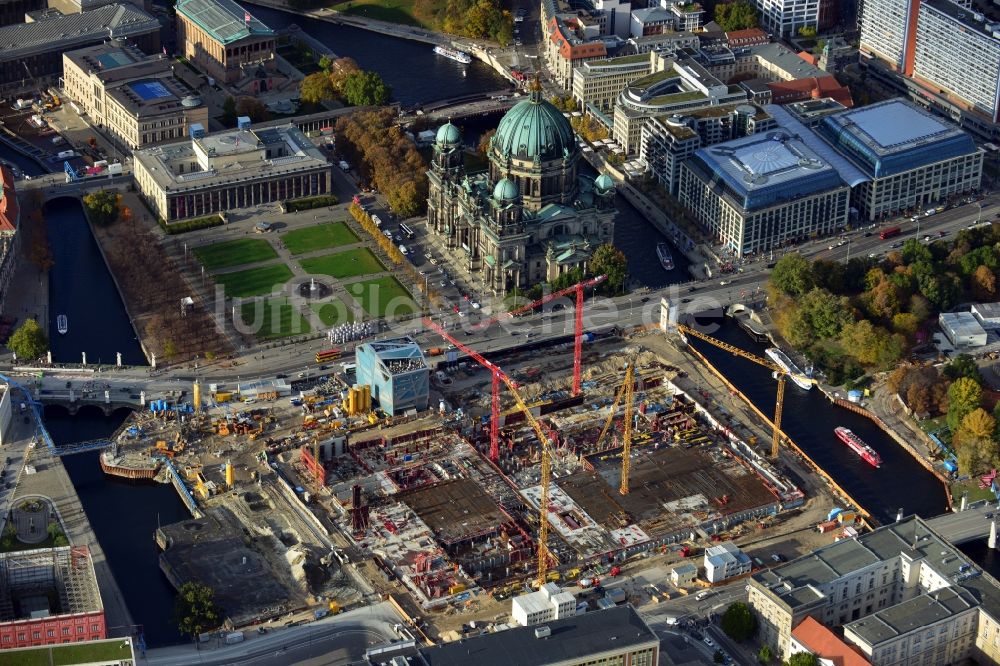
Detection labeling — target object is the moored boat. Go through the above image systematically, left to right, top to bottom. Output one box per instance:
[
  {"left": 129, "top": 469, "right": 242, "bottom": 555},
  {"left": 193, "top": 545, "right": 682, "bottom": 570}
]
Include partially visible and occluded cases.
[
  {"left": 433, "top": 45, "right": 472, "bottom": 64},
  {"left": 656, "top": 242, "right": 675, "bottom": 271},
  {"left": 56, "top": 314, "right": 68, "bottom": 335},
  {"left": 765, "top": 347, "right": 813, "bottom": 390}
]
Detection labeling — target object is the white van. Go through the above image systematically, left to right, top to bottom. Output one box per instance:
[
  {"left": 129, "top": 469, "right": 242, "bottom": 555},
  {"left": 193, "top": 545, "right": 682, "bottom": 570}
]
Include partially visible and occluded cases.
[{"left": 398, "top": 244, "right": 409, "bottom": 256}]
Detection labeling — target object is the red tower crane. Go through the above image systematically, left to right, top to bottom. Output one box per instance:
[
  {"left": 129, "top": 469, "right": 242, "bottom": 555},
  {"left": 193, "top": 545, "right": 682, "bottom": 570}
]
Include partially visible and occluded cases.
[{"left": 471, "top": 275, "right": 606, "bottom": 396}]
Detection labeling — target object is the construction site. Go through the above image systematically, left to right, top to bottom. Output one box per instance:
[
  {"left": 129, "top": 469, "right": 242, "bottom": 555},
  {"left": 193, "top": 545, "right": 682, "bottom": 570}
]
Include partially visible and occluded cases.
[{"left": 94, "top": 286, "right": 814, "bottom": 631}]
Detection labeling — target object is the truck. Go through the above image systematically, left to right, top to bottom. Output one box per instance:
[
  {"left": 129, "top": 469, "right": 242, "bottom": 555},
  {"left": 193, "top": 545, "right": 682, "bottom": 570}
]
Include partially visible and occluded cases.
[
  {"left": 12, "top": 99, "right": 31, "bottom": 110},
  {"left": 56, "top": 150, "right": 76, "bottom": 160},
  {"left": 107, "top": 163, "right": 123, "bottom": 176},
  {"left": 426, "top": 347, "right": 444, "bottom": 356},
  {"left": 224, "top": 632, "right": 245, "bottom": 645}
]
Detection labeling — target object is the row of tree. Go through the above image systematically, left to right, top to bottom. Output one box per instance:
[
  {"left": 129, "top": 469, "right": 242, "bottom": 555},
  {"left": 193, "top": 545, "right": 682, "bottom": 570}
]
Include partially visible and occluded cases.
[
  {"left": 418, "top": 0, "right": 514, "bottom": 45},
  {"left": 299, "top": 57, "right": 391, "bottom": 108},
  {"left": 335, "top": 108, "right": 428, "bottom": 219},
  {"left": 768, "top": 223, "right": 1000, "bottom": 382}
]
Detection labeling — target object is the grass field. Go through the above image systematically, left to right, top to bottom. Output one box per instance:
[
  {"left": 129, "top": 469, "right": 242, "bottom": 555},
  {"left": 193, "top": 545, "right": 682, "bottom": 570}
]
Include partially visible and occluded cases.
[
  {"left": 336, "top": 0, "right": 426, "bottom": 27},
  {"left": 282, "top": 222, "right": 359, "bottom": 255},
  {"left": 193, "top": 238, "right": 277, "bottom": 269},
  {"left": 299, "top": 248, "right": 386, "bottom": 279},
  {"left": 215, "top": 264, "right": 293, "bottom": 298},
  {"left": 347, "top": 276, "right": 418, "bottom": 319},
  {"left": 241, "top": 298, "right": 311, "bottom": 339},
  {"left": 310, "top": 300, "right": 355, "bottom": 326},
  {"left": 951, "top": 479, "right": 997, "bottom": 504},
  {"left": 0, "top": 641, "right": 134, "bottom": 666}
]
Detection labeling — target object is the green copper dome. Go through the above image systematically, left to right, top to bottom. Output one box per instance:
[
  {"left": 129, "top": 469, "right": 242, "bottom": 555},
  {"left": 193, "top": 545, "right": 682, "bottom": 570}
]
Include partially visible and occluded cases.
[
  {"left": 492, "top": 92, "right": 577, "bottom": 162},
  {"left": 436, "top": 122, "right": 462, "bottom": 146},
  {"left": 594, "top": 173, "right": 614, "bottom": 193},
  {"left": 493, "top": 178, "right": 519, "bottom": 201}
]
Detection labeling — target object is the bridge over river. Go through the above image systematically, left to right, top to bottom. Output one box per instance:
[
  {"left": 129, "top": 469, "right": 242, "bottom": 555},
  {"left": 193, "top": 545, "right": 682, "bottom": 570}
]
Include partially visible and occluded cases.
[{"left": 926, "top": 501, "right": 998, "bottom": 545}]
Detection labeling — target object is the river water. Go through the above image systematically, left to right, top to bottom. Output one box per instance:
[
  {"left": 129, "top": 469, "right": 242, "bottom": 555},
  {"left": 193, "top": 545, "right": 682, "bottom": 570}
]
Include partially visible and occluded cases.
[
  {"left": 0, "top": 10, "right": 952, "bottom": 647},
  {"left": 684, "top": 313, "right": 950, "bottom": 524}
]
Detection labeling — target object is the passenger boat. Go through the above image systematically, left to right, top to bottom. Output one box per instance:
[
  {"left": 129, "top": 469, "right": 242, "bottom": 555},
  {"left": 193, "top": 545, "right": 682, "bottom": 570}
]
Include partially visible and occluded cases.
[
  {"left": 433, "top": 45, "right": 472, "bottom": 64},
  {"left": 656, "top": 242, "right": 675, "bottom": 271},
  {"left": 56, "top": 314, "right": 68, "bottom": 335},
  {"left": 765, "top": 347, "right": 812, "bottom": 390},
  {"left": 834, "top": 427, "right": 882, "bottom": 468}
]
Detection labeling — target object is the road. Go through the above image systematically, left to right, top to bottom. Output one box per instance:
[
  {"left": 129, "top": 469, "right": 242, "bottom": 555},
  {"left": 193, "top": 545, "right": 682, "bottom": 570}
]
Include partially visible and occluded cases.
[
  {"left": 926, "top": 500, "right": 998, "bottom": 545},
  {"left": 140, "top": 602, "right": 400, "bottom": 666}
]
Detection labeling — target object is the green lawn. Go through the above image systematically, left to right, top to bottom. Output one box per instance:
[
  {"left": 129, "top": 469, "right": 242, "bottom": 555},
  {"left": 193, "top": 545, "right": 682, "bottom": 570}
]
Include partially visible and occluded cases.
[
  {"left": 336, "top": 0, "right": 426, "bottom": 27},
  {"left": 283, "top": 222, "right": 359, "bottom": 255},
  {"left": 193, "top": 238, "right": 277, "bottom": 269},
  {"left": 299, "top": 248, "right": 386, "bottom": 279},
  {"left": 215, "top": 264, "right": 294, "bottom": 298},
  {"left": 347, "top": 276, "right": 418, "bottom": 319},
  {"left": 241, "top": 298, "right": 311, "bottom": 339},
  {"left": 310, "top": 300, "right": 355, "bottom": 326},
  {"left": 951, "top": 479, "right": 997, "bottom": 505},
  {"left": 0, "top": 640, "right": 133, "bottom": 666}
]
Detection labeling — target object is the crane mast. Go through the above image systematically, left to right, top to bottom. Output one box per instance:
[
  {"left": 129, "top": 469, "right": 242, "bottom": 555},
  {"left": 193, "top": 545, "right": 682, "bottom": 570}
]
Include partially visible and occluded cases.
[{"left": 619, "top": 361, "right": 635, "bottom": 495}]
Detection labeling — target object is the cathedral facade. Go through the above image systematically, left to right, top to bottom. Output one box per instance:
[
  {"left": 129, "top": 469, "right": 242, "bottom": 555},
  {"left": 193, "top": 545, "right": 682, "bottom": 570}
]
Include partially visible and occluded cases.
[{"left": 426, "top": 85, "right": 617, "bottom": 296}]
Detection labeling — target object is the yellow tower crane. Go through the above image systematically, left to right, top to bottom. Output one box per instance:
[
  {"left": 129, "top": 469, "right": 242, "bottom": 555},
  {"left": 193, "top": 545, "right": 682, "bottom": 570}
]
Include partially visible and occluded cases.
[
  {"left": 675, "top": 323, "right": 814, "bottom": 459},
  {"left": 594, "top": 357, "right": 638, "bottom": 495},
  {"left": 497, "top": 373, "right": 557, "bottom": 587}
]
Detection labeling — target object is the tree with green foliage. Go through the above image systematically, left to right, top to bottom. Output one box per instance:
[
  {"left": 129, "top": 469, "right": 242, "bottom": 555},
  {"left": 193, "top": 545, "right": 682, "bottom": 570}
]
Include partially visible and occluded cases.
[
  {"left": 714, "top": 0, "right": 759, "bottom": 30},
  {"left": 797, "top": 25, "right": 817, "bottom": 38},
  {"left": 318, "top": 54, "right": 334, "bottom": 72},
  {"left": 342, "top": 70, "right": 391, "bottom": 106},
  {"left": 299, "top": 72, "right": 336, "bottom": 104},
  {"left": 220, "top": 95, "right": 237, "bottom": 126},
  {"left": 235, "top": 97, "right": 270, "bottom": 123},
  {"left": 82, "top": 190, "right": 121, "bottom": 227},
  {"left": 590, "top": 243, "right": 628, "bottom": 294},
  {"left": 770, "top": 253, "right": 814, "bottom": 296},
  {"left": 783, "top": 288, "right": 853, "bottom": 348},
  {"left": 8, "top": 318, "right": 48, "bottom": 361},
  {"left": 839, "top": 320, "right": 904, "bottom": 369},
  {"left": 944, "top": 354, "right": 982, "bottom": 384},
  {"left": 947, "top": 376, "right": 983, "bottom": 432},
  {"left": 993, "top": 401, "right": 1000, "bottom": 443},
  {"left": 174, "top": 582, "right": 221, "bottom": 642},
  {"left": 721, "top": 602, "right": 757, "bottom": 641},
  {"left": 758, "top": 645, "right": 774, "bottom": 664},
  {"left": 784, "top": 653, "right": 819, "bottom": 666}
]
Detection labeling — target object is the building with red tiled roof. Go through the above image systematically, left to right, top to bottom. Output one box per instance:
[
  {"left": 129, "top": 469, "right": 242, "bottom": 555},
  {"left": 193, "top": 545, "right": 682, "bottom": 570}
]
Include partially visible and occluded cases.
[
  {"left": 545, "top": 16, "right": 608, "bottom": 90},
  {"left": 725, "top": 28, "right": 769, "bottom": 47},
  {"left": 768, "top": 76, "right": 854, "bottom": 108},
  {"left": 0, "top": 165, "right": 20, "bottom": 316},
  {"left": 791, "top": 617, "right": 872, "bottom": 666}
]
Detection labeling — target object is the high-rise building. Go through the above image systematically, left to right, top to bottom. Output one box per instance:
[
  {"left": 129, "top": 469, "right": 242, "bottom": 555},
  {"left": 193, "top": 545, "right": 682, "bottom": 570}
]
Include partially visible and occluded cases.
[
  {"left": 753, "top": 0, "right": 820, "bottom": 37},
  {"left": 859, "top": 0, "right": 1000, "bottom": 140}
]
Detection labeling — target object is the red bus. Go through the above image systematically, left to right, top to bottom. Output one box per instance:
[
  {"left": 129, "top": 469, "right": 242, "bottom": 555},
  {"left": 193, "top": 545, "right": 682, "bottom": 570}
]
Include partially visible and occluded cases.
[
  {"left": 879, "top": 226, "right": 902, "bottom": 240},
  {"left": 315, "top": 348, "right": 342, "bottom": 363}
]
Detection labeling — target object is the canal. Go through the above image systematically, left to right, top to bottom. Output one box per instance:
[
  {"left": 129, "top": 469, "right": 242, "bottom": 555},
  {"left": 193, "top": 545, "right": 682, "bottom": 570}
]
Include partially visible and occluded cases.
[
  {"left": 684, "top": 312, "right": 950, "bottom": 524},
  {"left": 43, "top": 406, "right": 190, "bottom": 647}
]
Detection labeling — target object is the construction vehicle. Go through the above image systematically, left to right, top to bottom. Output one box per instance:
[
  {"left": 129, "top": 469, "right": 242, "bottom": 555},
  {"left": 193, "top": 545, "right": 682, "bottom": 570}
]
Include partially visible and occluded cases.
[{"left": 673, "top": 323, "right": 815, "bottom": 458}]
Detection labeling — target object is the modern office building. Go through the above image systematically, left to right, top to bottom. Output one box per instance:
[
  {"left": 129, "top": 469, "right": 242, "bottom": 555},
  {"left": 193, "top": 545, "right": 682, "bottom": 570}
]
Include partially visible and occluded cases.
[
  {"left": 0, "top": 0, "right": 44, "bottom": 26},
  {"left": 176, "top": 0, "right": 276, "bottom": 87},
  {"left": 753, "top": 0, "right": 820, "bottom": 37},
  {"left": 859, "top": 0, "right": 1000, "bottom": 140},
  {"left": 0, "top": 4, "right": 160, "bottom": 95},
  {"left": 62, "top": 43, "right": 209, "bottom": 150},
  {"left": 572, "top": 52, "right": 655, "bottom": 114},
  {"left": 613, "top": 55, "right": 748, "bottom": 154},
  {"left": 426, "top": 87, "right": 617, "bottom": 295},
  {"left": 814, "top": 99, "right": 983, "bottom": 221},
  {"left": 641, "top": 103, "right": 775, "bottom": 194},
  {"left": 132, "top": 120, "right": 332, "bottom": 222},
  {"left": 678, "top": 128, "right": 850, "bottom": 257},
  {"left": 0, "top": 166, "right": 19, "bottom": 319},
  {"left": 355, "top": 338, "right": 429, "bottom": 416},
  {"left": 748, "top": 515, "right": 1000, "bottom": 664},
  {"left": 704, "top": 541, "right": 752, "bottom": 583},
  {"left": 511, "top": 582, "right": 576, "bottom": 626},
  {"left": 416, "top": 605, "right": 659, "bottom": 666}
]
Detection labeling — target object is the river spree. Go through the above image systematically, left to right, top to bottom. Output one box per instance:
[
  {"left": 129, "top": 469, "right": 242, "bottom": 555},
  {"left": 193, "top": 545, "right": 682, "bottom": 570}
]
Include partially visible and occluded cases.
[{"left": 685, "top": 313, "right": 950, "bottom": 524}]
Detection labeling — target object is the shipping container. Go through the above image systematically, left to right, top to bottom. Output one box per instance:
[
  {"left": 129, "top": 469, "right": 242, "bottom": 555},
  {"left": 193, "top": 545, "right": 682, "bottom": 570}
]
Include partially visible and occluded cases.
[{"left": 225, "top": 632, "right": 245, "bottom": 644}]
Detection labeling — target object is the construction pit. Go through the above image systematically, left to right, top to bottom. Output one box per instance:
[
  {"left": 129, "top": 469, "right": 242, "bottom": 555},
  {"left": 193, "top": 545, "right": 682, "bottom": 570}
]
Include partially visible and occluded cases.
[{"left": 292, "top": 342, "right": 803, "bottom": 614}]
